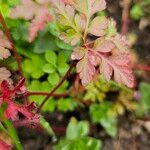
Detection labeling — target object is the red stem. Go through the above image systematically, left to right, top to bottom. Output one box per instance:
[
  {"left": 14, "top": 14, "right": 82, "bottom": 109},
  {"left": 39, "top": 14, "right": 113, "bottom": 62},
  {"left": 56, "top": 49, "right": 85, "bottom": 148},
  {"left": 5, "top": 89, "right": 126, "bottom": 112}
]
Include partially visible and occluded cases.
[
  {"left": 121, "top": 0, "right": 130, "bottom": 34},
  {"left": 0, "top": 12, "right": 23, "bottom": 76},
  {"left": 37, "top": 61, "right": 76, "bottom": 112},
  {"left": 135, "top": 64, "right": 150, "bottom": 72},
  {"left": 28, "top": 91, "right": 70, "bottom": 98}
]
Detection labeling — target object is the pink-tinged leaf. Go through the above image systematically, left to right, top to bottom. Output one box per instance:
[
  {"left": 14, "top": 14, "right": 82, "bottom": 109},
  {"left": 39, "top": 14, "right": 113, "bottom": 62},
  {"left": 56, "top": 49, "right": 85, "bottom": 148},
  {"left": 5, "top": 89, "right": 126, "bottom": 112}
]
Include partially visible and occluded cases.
[
  {"left": 10, "top": 0, "right": 52, "bottom": 42},
  {"left": 52, "top": 0, "right": 75, "bottom": 27},
  {"left": 62, "top": 0, "right": 73, "bottom": 4},
  {"left": 72, "top": 0, "right": 106, "bottom": 16},
  {"left": 90, "top": 0, "right": 106, "bottom": 16},
  {"left": 29, "top": 9, "right": 52, "bottom": 42},
  {"left": 74, "top": 14, "right": 86, "bottom": 32},
  {"left": 89, "top": 16, "right": 108, "bottom": 36},
  {"left": 60, "top": 29, "right": 81, "bottom": 45},
  {"left": 0, "top": 31, "right": 12, "bottom": 49},
  {"left": 0, "top": 31, "right": 12, "bottom": 59},
  {"left": 112, "top": 34, "right": 129, "bottom": 51},
  {"left": 94, "top": 38, "right": 115, "bottom": 52},
  {"left": 71, "top": 47, "right": 85, "bottom": 60},
  {"left": 0, "top": 49, "right": 11, "bottom": 60},
  {"left": 76, "top": 49, "right": 97, "bottom": 86},
  {"left": 110, "top": 53, "right": 135, "bottom": 88},
  {"left": 100, "top": 58, "right": 113, "bottom": 81},
  {"left": 0, "top": 68, "right": 11, "bottom": 83},
  {"left": 0, "top": 139, "right": 11, "bottom": 150}
]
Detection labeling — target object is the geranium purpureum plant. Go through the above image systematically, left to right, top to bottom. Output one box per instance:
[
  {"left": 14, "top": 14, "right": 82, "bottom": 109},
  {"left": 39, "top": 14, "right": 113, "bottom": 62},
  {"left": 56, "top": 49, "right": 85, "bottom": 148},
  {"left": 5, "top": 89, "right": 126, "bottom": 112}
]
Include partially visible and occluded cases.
[{"left": 0, "top": 0, "right": 149, "bottom": 149}]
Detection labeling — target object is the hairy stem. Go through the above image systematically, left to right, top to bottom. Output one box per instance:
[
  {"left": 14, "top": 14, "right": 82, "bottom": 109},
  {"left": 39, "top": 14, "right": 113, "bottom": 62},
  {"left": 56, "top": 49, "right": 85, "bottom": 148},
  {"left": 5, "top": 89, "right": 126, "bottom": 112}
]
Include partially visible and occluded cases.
[
  {"left": 0, "top": 12, "right": 23, "bottom": 76},
  {"left": 37, "top": 61, "right": 76, "bottom": 112}
]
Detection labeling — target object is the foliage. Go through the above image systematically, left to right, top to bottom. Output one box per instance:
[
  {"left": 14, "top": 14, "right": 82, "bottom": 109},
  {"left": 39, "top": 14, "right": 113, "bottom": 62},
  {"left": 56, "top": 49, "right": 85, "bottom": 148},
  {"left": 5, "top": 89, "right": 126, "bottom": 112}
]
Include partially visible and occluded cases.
[
  {"left": 0, "top": 0, "right": 148, "bottom": 149},
  {"left": 136, "top": 82, "right": 150, "bottom": 115},
  {"left": 54, "top": 117, "right": 102, "bottom": 150}
]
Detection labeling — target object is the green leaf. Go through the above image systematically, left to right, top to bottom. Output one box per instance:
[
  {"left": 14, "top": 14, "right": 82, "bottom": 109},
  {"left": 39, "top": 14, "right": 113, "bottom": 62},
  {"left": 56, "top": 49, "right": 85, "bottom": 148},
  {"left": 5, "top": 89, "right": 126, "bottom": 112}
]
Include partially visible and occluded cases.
[
  {"left": 130, "top": 4, "right": 144, "bottom": 20},
  {"left": 48, "top": 22, "right": 60, "bottom": 37},
  {"left": 34, "top": 34, "right": 58, "bottom": 53},
  {"left": 55, "top": 38, "right": 73, "bottom": 50},
  {"left": 45, "top": 50, "right": 57, "bottom": 66},
  {"left": 23, "top": 55, "right": 45, "bottom": 79},
  {"left": 58, "top": 62, "right": 69, "bottom": 75},
  {"left": 43, "top": 63, "right": 56, "bottom": 74},
  {"left": 48, "top": 72, "right": 60, "bottom": 86},
  {"left": 28, "top": 80, "right": 52, "bottom": 107},
  {"left": 137, "top": 82, "right": 150, "bottom": 115},
  {"left": 42, "top": 98, "right": 56, "bottom": 112},
  {"left": 57, "top": 98, "right": 77, "bottom": 112},
  {"left": 90, "top": 103, "right": 117, "bottom": 137},
  {"left": 40, "top": 116, "right": 56, "bottom": 137},
  {"left": 66, "top": 118, "right": 89, "bottom": 140},
  {"left": 5, "top": 120, "right": 23, "bottom": 150},
  {"left": 53, "top": 137, "right": 102, "bottom": 150}
]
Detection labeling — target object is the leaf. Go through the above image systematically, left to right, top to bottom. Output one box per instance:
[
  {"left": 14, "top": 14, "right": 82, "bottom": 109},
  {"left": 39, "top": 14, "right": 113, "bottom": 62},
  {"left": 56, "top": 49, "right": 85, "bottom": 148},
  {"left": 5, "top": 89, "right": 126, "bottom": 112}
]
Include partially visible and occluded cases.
[
  {"left": 10, "top": 0, "right": 52, "bottom": 42},
  {"left": 51, "top": 0, "right": 76, "bottom": 28},
  {"left": 72, "top": 0, "right": 106, "bottom": 17},
  {"left": 74, "top": 14, "right": 86, "bottom": 32},
  {"left": 88, "top": 16, "right": 108, "bottom": 36},
  {"left": 106, "top": 19, "right": 117, "bottom": 37},
  {"left": 60, "top": 29, "right": 81, "bottom": 45},
  {"left": 0, "top": 31, "right": 12, "bottom": 60},
  {"left": 34, "top": 33, "right": 58, "bottom": 53},
  {"left": 112, "top": 34, "right": 129, "bottom": 52},
  {"left": 55, "top": 38, "right": 73, "bottom": 50},
  {"left": 94, "top": 38, "right": 115, "bottom": 53},
  {"left": 75, "top": 49, "right": 96, "bottom": 86},
  {"left": 45, "top": 50, "right": 57, "bottom": 66},
  {"left": 110, "top": 53, "right": 135, "bottom": 88},
  {"left": 23, "top": 54, "right": 45, "bottom": 79},
  {"left": 100, "top": 58, "right": 113, "bottom": 81},
  {"left": 58, "top": 62, "right": 69, "bottom": 75},
  {"left": 43, "top": 63, "right": 55, "bottom": 74},
  {"left": 0, "top": 67, "right": 11, "bottom": 83},
  {"left": 48, "top": 73, "right": 60, "bottom": 86},
  {"left": 137, "top": 83, "right": 150, "bottom": 114},
  {"left": 57, "top": 98, "right": 77, "bottom": 112},
  {"left": 90, "top": 103, "right": 117, "bottom": 137},
  {"left": 40, "top": 116, "right": 56, "bottom": 137},
  {"left": 66, "top": 117, "right": 89, "bottom": 140},
  {"left": 53, "top": 118, "right": 102, "bottom": 150},
  {"left": 4, "top": 120, "right": 23, "bottom": 150},
  {"left": 53, "top": 137, "right": 102, "bottom": 150},
  {"left": 0, "top": 139, "right": 11, "bottom": 150}
]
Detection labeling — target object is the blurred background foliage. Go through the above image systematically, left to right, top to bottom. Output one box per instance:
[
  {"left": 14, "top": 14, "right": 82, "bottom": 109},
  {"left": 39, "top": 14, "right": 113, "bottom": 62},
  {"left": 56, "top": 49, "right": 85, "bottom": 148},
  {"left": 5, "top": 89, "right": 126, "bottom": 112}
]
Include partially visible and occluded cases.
[{"left": 0, "top": 0, "right": 150, "bottom": 149}]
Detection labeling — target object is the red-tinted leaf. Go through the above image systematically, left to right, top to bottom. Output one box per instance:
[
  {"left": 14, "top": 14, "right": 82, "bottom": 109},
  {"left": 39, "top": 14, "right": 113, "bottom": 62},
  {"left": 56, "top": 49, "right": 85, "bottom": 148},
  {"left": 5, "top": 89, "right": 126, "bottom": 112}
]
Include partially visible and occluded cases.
[
  {"left": 10, "top": 0, "right": 52, "bottom": 42},
  {"left": 72, "top": 0, "right": 106, "bottom": 16},
  {"left": 89, "top": 16, "right": 108, "bottom": 36},
  {"left": 0, "top": 31, "right": 11, "bottom": 59},
  {"left": 112, "top": 34, "right": 129, "bottom": 51},
  {"left": 94, "top": 38, "right": 115, "bottom": 53},
  {"left": 71, "top": 47, "right": 85, "bottom": 60},
  {"left": 76, "top": 49, "right": 97, "bottom": 86},
  {"left": 98, "top": 53, "right": 135, "bottom": 88},
  {"left": 110, "top": 53, "right": 135, "bottom": 87},
  {"left": 100, "top": 58, "right": 113, "bottom": 81},
  {"left": 0, "top": 68, "right": 11, "bottom": 84},
  {"left": 0, "top": 79, "right": 40, "bottom": 126},
  {"left": 0, "top": 139, "right": 11, "bottom": 150}
]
